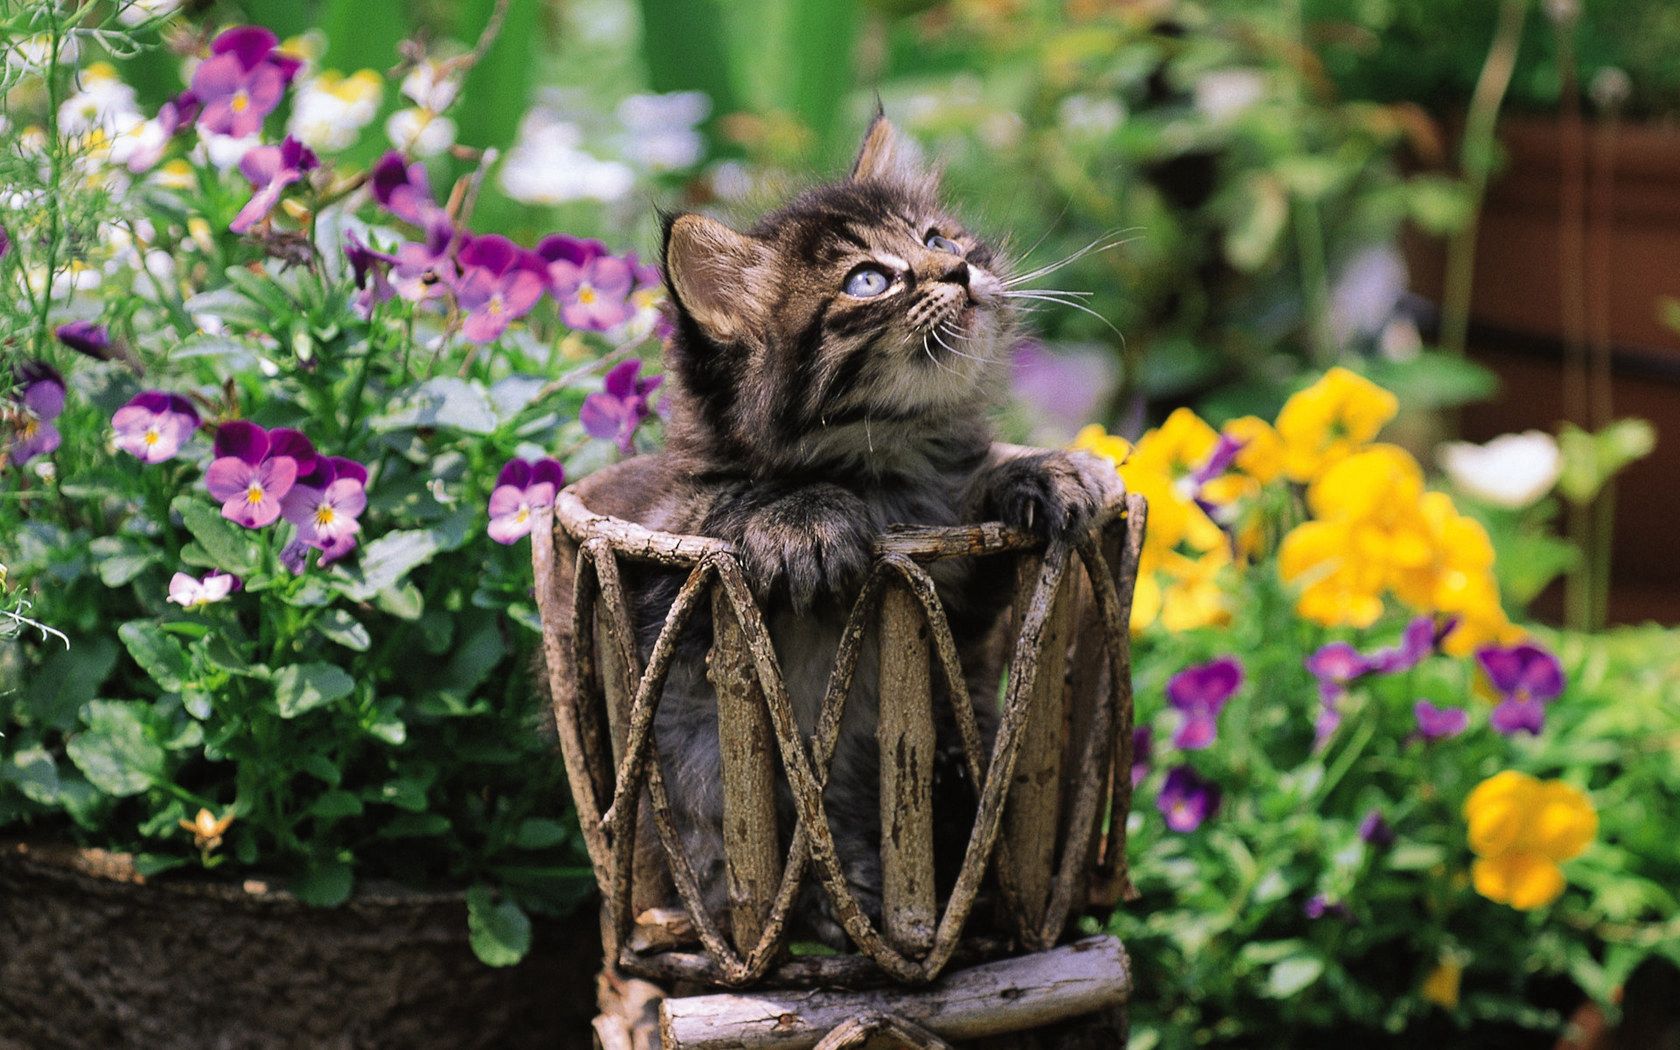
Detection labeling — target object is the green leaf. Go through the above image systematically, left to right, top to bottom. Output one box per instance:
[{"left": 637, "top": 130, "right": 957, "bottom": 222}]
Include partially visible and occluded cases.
[
  {"left": 1224, "top": 175, "right": 1288, "bottom": 272},
  {"left": 1361, "top": 351, "right": 1497, "bottom": 411},
  {"left": 369, "top": 377, "right": 500, "bottom": 435},
  {"left": 1558, "top": 419, "right": 1658, "bottom": 503},
  {"left": 172, "top": 495, "right": 263, "bottom": 576},
  {"left": 335, "top": 529, "right": 441, "bottom": 602},
  {"left": 90, "top": 536, "right": 155, "bottom": 587},
  {"left": 316, "top": 609, "right": 371, "bottom": 652},
  {"left": 119, "top": 621, "right": 191, "bottom": 692},
  {"left": 26, "top": 637, "right": 118, "bottom": 730},
  {"left": 273, "top": 663, "right": 356, "bottom": 718},
  {"left": 66, "top": 701, "right": 166, "bottom": 797},
  {"left": 4, "top": 746, "right": 62, "bottom": 804},
  {"left": 308, "top": 789, "right": 364, "bottom": 820},
  {"left": 379, "top": 812, "right": 451, "bottom": 838},
  {"left": 513, "top": 818, "right": 571, "bottom": 850},
  {"left": 133, "top": 853, "right": 192, "bottom": 878},
  {"left": 292, "top": 858, "right": 354, "bottom": 907},
  {"left": 466, "top": 885, "right": 532, "bottom": 967},
  {"left": 1265, "top": 956, "right": 1324, "bottom": 998}
]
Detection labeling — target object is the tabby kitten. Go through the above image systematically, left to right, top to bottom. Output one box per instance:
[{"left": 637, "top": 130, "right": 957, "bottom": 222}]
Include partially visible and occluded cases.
[{"left": 603, "top": 115, "right": 1118, "bottom": 944}]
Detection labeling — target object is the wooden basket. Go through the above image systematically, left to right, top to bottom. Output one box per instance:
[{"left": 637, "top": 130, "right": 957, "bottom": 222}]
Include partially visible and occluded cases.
[{"left": 530, "top": 448, "right": 1147, "bottom": 1044}]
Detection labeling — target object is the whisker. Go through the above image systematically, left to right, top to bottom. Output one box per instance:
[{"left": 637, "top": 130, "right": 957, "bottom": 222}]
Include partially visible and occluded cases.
[
  {"left": 1003, "top": 232, "right": 1138, "bottom": 288},
  {"left": 1002, "top": 292, "right": 1127, "bottom": 342},
  {"left": 931, "top": 323, "right": 986, "bottom": 364}
]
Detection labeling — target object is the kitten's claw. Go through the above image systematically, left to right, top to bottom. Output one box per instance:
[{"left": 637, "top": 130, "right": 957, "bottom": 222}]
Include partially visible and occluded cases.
[
  {"left": 986, "top": 450, "right": 1116, "bottom": 541},
  {"left": 735, "top": 486, "right": 875, "bottom": 611}
]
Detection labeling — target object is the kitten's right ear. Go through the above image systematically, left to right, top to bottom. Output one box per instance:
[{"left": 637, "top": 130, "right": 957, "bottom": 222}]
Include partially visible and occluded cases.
[
  {"left": 850, "top": 113, "right": 930, "bottom": 189},
  {"left": 662, "top": 213, "right": 772, "bottom": 344}
]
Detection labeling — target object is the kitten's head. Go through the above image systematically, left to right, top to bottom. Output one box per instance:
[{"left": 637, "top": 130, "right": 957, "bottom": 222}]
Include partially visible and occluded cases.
[{"left": 659, "top": 116, "right": 1012, "bottom": 473}]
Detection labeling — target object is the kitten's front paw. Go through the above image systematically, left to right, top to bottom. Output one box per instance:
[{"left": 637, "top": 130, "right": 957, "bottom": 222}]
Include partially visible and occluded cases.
[
  {"left": 986, "top": 450, "right": 1117, "bottom": 541},
  {"left": 736, "top": 486, "right": 875, "bottom": 611}
]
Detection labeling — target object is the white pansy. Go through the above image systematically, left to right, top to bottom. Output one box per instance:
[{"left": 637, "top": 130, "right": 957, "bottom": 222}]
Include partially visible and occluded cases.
[
  {"left": 116, "top": 0, "right": 182, "bottom": 26},
  {"left": 400, "top": 60, "right": 462, "bottom": 112},
  {"left": 58, "top": 63, "right": 140, "bottom": 136},
  {"left": 289, "top": 69, "right": 383, "bottom": 152},
  {"left": 1194, "top": 69, "right": 1266, "bottom": 123},
  {"left": 616, "top": 91, "right": 709, "bottom": 172},
  {"left": 1058, "top": 94, "right": 1125, "bottom": 138},
  {"left": 385, "top": 107, "right": 457, "bottom": 158},
  {"left": 500, "top": 110, "right": 633, "bottom": 204},
  {"left": 108, "top": 115, "right": 169, "bottom": 172},
  {"left": 195, "top": 128, "right": 261, "bottom": 170},
  {"left": 1438, "top": 431, "right": 1564, "bottom": 510}
]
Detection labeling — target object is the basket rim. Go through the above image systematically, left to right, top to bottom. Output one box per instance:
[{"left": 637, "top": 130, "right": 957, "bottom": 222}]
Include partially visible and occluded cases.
[{"left": 554, "top": 442, "right": 1128, "bottom": 567}]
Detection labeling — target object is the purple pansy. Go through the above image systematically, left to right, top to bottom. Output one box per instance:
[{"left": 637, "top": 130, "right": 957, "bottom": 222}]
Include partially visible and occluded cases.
[
  {"left": 191, "top": 26, "right": 300, "bottom": 138},
  {"left": 230, "top": 135, "right": 319, "bottom": 233},
  {"left": 370, "top": 151, "right": 439, "bottom": 226},
  {"left": 392, "top": 213, "right": 457, "bottom": 303},
  {"left": 0, "top": 224, "right": 9, "bottom": 260},
  {"left": 345, "top": 232, "right": 398, "bottom": 317},
  {"left": 535, "top": 233, "right": 608, "bottom": 269},
  {"left": 454, "top": 234, "right": 545, "bottom": 344},
  {"left": 550, "top": 253, "right": 635, "bottom": 332},
  {"left": 55, "top": 320, "right": 111, "bottom": 359},
  {"left": 580, "top": 359, "right": 662, "bottom": 454},
  {"left": 7, "top": 362, "right": 65, "bottom": 465},
  {"left": 113, "top": 391, "right": 200, "bottom": 463},
  {"left": 204, "top": 421, "right": 311, "bottom": 528},
  {"left": 1188, "top": 432, "right": 1247, "bottom": 516},
  {"left": 280, "top": 455, "right": 368, "bottom": 565},
  {"left": 486, "top": 457, "right": 564, "bottom": 544},
  {"left": 167, "top": 570, "right": 241, "bottom": 609},
  {"left": 1368, "top": 615, "right": 1443, "bottom": 675},
  {"left": 1479, "top": 641, "right": 1565, "bottom": 737},
  {"left": 1166, "top": 655, "right": 1242, "bottom": 750},
  {"left": 1413, "top": 699, "right": 1468, "bottom": 742},
  {"left": 1131, "top": 725, "right": 1152, "bottom": 788},
  {"left": 1158, "top": 766, "right": 1220, "bottom": 833},
  {"left": 1358, "top": 809, "right": 1396, "bottom": 848},
  {"left": 1304, "top": 894, "right": 1351, "bottom": 920}
]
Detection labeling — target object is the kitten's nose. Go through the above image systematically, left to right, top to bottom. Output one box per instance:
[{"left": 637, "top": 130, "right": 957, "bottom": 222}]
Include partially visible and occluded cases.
[{"left": 938, "top": 260, "right": 969, "bottom": 288}]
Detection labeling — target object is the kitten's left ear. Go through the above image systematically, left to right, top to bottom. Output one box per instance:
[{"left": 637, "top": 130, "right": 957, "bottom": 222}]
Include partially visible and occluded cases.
[
  {"left": 851, "top": 113, "right": 934, "bottom": 190},
  {"left": 662, "top": 212, "right": 773, "bottom": 345}
]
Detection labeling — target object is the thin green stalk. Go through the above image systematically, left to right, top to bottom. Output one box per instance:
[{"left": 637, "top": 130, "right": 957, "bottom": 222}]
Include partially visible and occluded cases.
[
  {"left": 1440, "top": 0, "right": 1529, "bottom": 357},
  {"left": 34, "top": 15, "right": 67, "bottom": 358},
  {"left": 1590, "top": 481, "right": 1615, "bottom": 630}
]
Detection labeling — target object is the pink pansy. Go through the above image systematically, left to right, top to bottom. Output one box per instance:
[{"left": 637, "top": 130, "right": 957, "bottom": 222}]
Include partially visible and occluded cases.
[
  {"left": 191, "top": 26, "right": 301, "bottom": 138},
  {"left": 230, "top": 135, "right": 319, "bottom": 233},
  {"left": 370, "top": 151, "right": 440, "bottom": 226},
  {"left": 392, "top": 213, "right": 457, "bottom": 303},
  {"left": 344, "top": 231, "right": 398, "bottom": 317},
  {"left": 535, "top": 233, "right": 608, "bottom": 269},
  {"left": 454, "top": 235, "right": 545, "bottom": 344},
  {"left": 550, "top": 253, "right": 634, "bottom": 332},
  {"left": 580, "top": 359, "right": 662, "bottom": 454},
  {"left": 7, "top": 362, "right": 65, "bottom": 466},
  {"left": 113, "top": 391, "right": 200, "bottom": 464},
  {"left": 203, "top": 421, "right": 311, "bottom": 528},
  {"left": 280, "top": 456, "right": 368, "bottom": 565},
  {"left": 486, "top": 457, "right": 564, "bottom": 544},
  {"left": 167, "top": 570, "right": 241, "bottom": 609}
]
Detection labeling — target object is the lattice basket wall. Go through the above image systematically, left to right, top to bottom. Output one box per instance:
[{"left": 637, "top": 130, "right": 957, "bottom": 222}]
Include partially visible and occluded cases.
[{"left": 530, "top": 448, "right": 1147, "bottom": 1004}]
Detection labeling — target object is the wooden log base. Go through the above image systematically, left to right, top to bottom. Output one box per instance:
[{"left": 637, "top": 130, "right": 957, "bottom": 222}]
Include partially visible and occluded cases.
[{"left": 638, "top": 936, "right": 1129, "bottom": 1050}]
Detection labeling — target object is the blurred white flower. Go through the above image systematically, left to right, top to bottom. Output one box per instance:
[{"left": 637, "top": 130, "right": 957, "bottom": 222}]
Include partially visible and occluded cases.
[
  {"left": 116, "top": 0, "right": 182, "bottom": 26},
  {"left": 8, "top": 33, "right": 79, "bottom": 77},
  {"left": 400, "top": 60, "right": 462, "bottom": 112},
  {"left": 58, "top": 63, "right": 140, "bottom": 137},
  {"left": 290, "top": 69, "right": 384, "bottom": 152},
  {"left": 1194, "top": 69, "right": 1266, "bottom": 123},
  {"left": 617, "top": 91, "right": 709, "bottom": 172},
  {"left": 1057, "top": 94, "right": 1125, "bottom": 138},
  {"left": 385, "top": 107, "right": 457, "bottom": 157},
  {"left": 500, "top": 110, "right": 633, "bottom": 204},
  {"left": 979, "top": 111, "right": 1024, "bottom": 151},
  {"left": 108, "top": 115, "right": 169, "bottom": 172},
  {"left": 195, "top": 128, "right": 261, "bottom": 171},
  {"left": 153, "top": 158, "right": 196, "bottom": 191},
  {"left": 708, "top": 160, "right": 757, "bottom": 202},
  {"left": 1329, "top": 246, "right": 1406, "bottom": 348},
  {"left": 1438, "top": 431, "right": 1563, "bottom": 509}
]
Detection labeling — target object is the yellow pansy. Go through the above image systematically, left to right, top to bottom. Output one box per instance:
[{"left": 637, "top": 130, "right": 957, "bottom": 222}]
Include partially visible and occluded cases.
[
  {"left": 1276, "top": 366, "right": 1398, "bottom": 482},
  {"left": 1127, "top": 407, "right": 1219, "bottom": 480},
  {"left": 1223, "top": 414, "right": 1285, "bottom": 484},
  {"left": 1071, "top": 423, "right": 1132, "bottom": 468},
  {"left": 1157, "top": 547, "right": 1232, "bottom": 632},
  {"left": 1464, "top": 771, "right": 1596, "bottom": 910},
  {"left": 179, "top": 807, "right": 236, "bottom": 852},
  {"left": 1421, "top": 957, "right": 1463, "bottom": 1010}
]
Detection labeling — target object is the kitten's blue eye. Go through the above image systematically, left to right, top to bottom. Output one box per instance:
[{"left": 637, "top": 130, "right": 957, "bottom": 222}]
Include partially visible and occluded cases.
[
  {"left": 925, "top": 232, "right": 962, "bottom": 255},
  {"left": 844, "top": 266, "right": 890, "bottom": 297}
]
